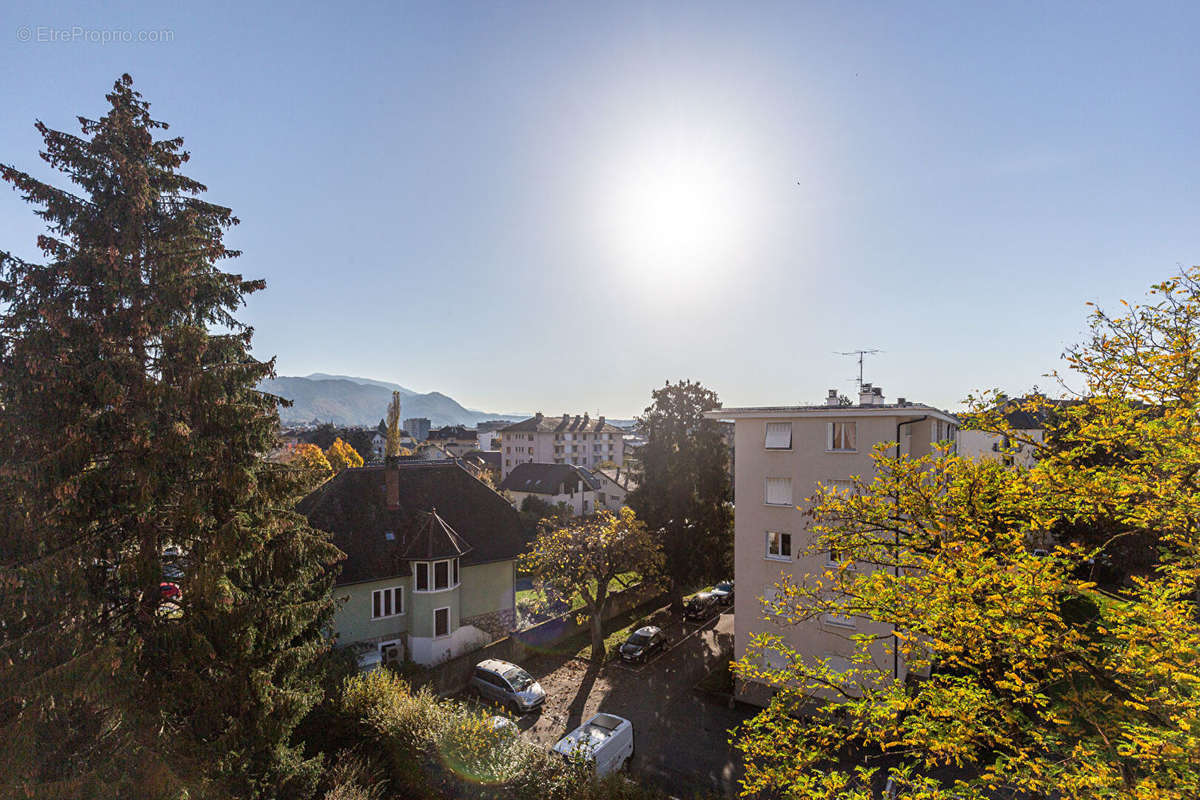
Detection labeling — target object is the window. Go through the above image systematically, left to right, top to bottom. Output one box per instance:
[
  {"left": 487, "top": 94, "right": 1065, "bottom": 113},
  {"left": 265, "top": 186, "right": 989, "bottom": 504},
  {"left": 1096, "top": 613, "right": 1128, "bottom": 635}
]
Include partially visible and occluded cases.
[
  {"left": 765, "top": 422, "right": 792, "bottom": 449},
  {"left": 828, "top": 422, "right": 856, "bottom": 451},
  {"left": 765, "top": 477, "right": 792, "bottom": 506},
  {"left": 766, "top": 531, "right": 792, "bottom": 560},
  {"left": 825, "top": 548, "right": 840, "bottom": 566},
  {"left": 453, "top": 558, "right": 459, "bottom": 585},
  {"left": 434, "top": 560, "right": 449, "bottom": 590},
  {"left": 415, "top": 562, "right": 428, "bottom": 591},
  {"left": 371, "top": 586, "right": 404, "bottom": 619},
  {"left": 434, "top": 606, "right": 450, "bottom": 638}
]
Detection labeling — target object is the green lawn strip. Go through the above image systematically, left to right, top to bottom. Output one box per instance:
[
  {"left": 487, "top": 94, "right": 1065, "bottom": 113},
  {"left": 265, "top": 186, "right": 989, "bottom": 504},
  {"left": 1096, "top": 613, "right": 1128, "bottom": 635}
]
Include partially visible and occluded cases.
[
  {"left": 517, "top": 571, "right": 641, "bottom": 617},
  {"left": 536, "top": 598, "right": 671, "bottom": 662}
]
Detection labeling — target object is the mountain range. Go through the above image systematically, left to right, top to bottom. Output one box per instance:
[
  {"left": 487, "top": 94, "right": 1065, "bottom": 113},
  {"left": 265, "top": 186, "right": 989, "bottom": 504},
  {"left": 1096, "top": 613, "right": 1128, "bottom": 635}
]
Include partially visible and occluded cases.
[{"left": 259, "top": 374, "right": 527, "bottom": 428}]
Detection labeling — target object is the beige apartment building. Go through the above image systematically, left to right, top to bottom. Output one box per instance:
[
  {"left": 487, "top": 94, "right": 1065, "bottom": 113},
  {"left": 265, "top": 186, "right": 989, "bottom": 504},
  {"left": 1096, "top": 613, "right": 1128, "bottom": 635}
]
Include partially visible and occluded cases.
[
  {"left": 708, "top": 384, "right": 959, "bottom": 705},
  {"left": 497, "top": 412, "right": 625, "bottom": 479}
]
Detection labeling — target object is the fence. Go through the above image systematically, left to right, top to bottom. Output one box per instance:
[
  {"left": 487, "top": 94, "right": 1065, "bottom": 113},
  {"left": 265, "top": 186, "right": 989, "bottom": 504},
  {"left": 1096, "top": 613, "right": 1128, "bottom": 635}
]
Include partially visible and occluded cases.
[{"left": 414, "top": 580, "right": 665, "bottom": 696}]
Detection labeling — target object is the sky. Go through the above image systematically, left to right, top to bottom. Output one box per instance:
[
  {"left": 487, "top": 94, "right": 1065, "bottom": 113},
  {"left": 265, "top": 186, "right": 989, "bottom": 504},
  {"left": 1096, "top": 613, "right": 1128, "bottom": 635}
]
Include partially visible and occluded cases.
[{"left": 2, "top": 1, "right": 1198, "bottom": 418}]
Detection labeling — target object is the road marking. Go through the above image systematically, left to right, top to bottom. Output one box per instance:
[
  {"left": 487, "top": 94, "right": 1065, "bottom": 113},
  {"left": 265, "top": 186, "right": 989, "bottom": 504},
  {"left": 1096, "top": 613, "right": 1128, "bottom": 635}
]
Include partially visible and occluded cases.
[{"left": 611, "top": 610, "right": 726, "bottom": 673}]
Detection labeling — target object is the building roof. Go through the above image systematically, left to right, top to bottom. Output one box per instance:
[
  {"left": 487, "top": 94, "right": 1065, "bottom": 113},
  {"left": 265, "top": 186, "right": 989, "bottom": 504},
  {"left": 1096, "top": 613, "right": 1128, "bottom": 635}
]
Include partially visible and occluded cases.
[
  {"left": 705, "top": 402, "right": 958, "bottom": 424},
  {"left": 500, "top": 412, "right": 624, "bottom": 435},
  {"left": 428, "top": 425, "right": 476, "bottom": 440},
  {"left": 462, "top": 450, "right": 501, "bottom": 469},
  {"left": 296, "top": 461, "right": 526, "bottom": 585},
  {"left": 499, "top": 462, "right": 598, "bottom": 495},
  {"left": 596, "top": 467, "right": 638, "bottom": 492},
  {"left": 399, "top": 509, "right": 473, "bottom": 561}
]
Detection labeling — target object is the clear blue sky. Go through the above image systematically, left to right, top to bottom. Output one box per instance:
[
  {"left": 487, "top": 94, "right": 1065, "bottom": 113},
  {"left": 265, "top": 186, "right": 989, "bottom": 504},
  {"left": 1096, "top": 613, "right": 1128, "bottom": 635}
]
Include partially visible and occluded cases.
[{"left": 3, "top": 1, "right": 1197, "bottom": 417}]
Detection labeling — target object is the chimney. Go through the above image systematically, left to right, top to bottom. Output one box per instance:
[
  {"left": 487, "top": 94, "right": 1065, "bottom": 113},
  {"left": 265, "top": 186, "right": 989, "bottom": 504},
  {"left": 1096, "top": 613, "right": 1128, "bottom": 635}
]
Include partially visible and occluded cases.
[
  {"left": 859, "top": 382, "right": 874, "bottom": 406},
  {"left": 826, "top": 389, "right": 840, "bottom": 407},
  {"left": 897, "top": 397, "right": 907, "bottom": 407},
  {"left": 534, "top": 412, "right": 543, "bottom": 422},
  {"left": 582, "top": 412, "right": 590, "bottom": 428},
  {"left": 598, "top": 415, "right": 605, "bottom": 427},
  {"left": 385, "top": 457, "right": 400, "bottom": 510}
]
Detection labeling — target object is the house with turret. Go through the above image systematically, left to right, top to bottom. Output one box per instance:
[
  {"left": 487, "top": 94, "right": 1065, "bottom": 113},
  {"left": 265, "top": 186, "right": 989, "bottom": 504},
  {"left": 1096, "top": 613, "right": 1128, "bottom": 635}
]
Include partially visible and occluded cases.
[{"left": 297, "top": 459, "right": 524, "bottom": 667}]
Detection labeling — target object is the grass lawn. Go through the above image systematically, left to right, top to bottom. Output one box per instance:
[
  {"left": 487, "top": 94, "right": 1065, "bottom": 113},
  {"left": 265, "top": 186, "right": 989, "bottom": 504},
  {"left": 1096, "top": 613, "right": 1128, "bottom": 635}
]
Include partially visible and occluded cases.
[{"left": 516, "top": 571, "right": 642, "bottom": 616}]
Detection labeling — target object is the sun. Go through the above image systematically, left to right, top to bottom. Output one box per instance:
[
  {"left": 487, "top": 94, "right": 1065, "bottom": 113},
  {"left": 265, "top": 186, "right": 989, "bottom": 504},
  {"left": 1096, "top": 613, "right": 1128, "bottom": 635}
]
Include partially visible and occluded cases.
[{"left": 594, "top": 129, "right": 752, "bottom": 287}]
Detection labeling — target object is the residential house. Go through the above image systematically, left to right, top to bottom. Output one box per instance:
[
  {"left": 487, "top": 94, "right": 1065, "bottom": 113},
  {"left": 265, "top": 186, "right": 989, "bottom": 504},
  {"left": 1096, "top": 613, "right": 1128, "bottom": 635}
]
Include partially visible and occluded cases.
[
  {"left": 706, "top": 384, "right": 959, "bottom": 705},
  {"left": 957, "top": 395, "right": 1057, "bottom": 468},
  {"left": 498, "top": 412, "right": 625, "bottom": 479},
  {"left": 427, "top": 425, "right": 479, "bottom": 457},
  {"left": 371, "top": 430, "right": 418, "bottom": 460},
  {"left": 460, "top": 450, "right": 501, "bottom": 483},
  {"left": 297, "top": 460, "right": 525, "bottom": 667},
  {"left": 499, "top": 462, "right": 600, "bottom": 516},
  {"left": 593, "top": 466, "right": 637, "bottom": 512}
]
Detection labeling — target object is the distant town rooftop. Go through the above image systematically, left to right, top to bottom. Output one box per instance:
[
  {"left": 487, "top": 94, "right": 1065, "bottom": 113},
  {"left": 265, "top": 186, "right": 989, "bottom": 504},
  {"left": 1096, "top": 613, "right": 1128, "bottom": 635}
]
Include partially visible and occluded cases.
[{"left": 704, "top": 384, "right": 958, "bottom": 423}]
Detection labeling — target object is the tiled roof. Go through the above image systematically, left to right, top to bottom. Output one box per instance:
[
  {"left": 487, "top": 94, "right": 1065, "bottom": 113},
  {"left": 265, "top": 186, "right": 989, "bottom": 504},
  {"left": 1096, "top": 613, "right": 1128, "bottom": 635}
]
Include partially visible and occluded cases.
[
  {"left": 500, "top": 412, "right": 623, "bottom": 434},
  {"left": 296, "top": 462, "right": 525, "bottom": 585},
  {"left": 499, "top": 462, "right": 595, "bottom": 495},
  {"left": 596, "top": 467, "right": 638, "bottom": 492}
]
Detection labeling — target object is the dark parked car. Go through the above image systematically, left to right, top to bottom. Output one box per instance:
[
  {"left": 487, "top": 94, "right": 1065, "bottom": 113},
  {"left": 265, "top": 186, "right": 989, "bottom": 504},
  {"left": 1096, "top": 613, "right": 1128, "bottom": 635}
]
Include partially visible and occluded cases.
[
  {"left": 710, "top": 581, "right": 734, "bottom": 605},
  {"left": 683, "top": 591, "right": 719, "bottom": 620},
  {"left": 619, "top": 625, "right": 668, "bottom": 663}
]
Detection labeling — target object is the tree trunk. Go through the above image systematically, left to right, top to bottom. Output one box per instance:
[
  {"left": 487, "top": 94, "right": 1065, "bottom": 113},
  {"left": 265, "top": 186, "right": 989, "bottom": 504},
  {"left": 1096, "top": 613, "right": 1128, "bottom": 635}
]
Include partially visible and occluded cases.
[{"left": 589, "top": 593, "right": 608, "bottom": 662}]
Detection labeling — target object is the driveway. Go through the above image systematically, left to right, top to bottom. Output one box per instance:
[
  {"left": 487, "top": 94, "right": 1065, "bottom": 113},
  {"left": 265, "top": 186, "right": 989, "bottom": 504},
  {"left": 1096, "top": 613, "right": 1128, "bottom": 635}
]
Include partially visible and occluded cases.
[{"left": 516, "top": 607, "right": 755, "bottom": 798}]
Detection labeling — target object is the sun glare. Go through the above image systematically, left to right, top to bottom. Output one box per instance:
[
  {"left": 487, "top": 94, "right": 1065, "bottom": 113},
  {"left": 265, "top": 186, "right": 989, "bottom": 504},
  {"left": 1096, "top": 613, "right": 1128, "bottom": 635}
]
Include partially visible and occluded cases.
[{"left": 594, "top": 129, "right": 754, "bottom": 289}]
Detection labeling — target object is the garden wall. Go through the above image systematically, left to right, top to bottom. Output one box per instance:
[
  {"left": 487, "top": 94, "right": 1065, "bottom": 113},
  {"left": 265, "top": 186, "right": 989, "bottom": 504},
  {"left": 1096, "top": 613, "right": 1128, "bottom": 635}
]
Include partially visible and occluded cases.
[{"left": 414, "top": 581, "right": 664, "bottom": 696}]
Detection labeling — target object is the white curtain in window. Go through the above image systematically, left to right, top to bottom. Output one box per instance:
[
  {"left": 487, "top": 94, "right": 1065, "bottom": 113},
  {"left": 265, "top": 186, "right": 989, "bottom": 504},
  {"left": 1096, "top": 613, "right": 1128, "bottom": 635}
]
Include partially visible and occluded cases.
[
  {"left": 765, "top": 422, "right": 792, "bottom": 449},
  {"left": 765, "top": 477, "right": 792, "bottom": 506}
]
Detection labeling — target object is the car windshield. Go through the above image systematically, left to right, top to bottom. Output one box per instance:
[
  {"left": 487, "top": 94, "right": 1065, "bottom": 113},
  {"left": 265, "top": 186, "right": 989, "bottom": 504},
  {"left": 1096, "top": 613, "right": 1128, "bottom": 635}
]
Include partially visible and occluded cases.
[
  {"left": 627, "top": 632, "right": 652, "bottom": 646},
  {"left": 502, "top": 667, "right": 533, "bottom": 691}
]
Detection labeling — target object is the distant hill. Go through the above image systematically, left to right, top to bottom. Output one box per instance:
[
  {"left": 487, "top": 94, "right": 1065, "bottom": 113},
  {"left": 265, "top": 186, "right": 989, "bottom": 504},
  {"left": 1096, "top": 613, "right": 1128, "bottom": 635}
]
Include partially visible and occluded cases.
[{"left": 259, "top": 375, "right": 524, "bottom": 428}]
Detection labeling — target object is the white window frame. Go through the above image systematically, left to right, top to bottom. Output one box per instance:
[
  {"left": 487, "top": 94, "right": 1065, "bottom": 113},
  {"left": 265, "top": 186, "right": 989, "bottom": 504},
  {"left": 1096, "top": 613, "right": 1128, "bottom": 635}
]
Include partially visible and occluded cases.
[
  {"left": 764, "top": 422, "right": 792, "bottom": 450},
  {"left": 827, "top": 422, "right": 857, "bottom": 452},
  {"left": 764, "top": 477, "right": 793, "bottom": 507},
  {"left": 765, "top": 531, "right": 792, "bottom": 561},
  {"left": 414, "top": 558, "right": 460, "bottom": 593},
  {"left": 371, "top": 586, "right": 404, "bottom": 619},
  {"left": 433, "top": 606, "right": 451, "bottom": 638},
  {"left": 823, "top": 611, "right": 856, "bottom": 629}
]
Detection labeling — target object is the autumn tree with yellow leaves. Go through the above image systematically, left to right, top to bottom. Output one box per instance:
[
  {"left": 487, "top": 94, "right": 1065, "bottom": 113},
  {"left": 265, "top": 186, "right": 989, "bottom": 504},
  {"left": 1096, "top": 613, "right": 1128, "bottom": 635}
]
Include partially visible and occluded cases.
[
  {"left": 733, "top": 266, "right": 1200, "bottom": 800},
  {"left": 325, "top": 437, "right": 364, "bottom": 472},
  {"left": 520, "top": 507, "right": 664, "bottom": 661}
]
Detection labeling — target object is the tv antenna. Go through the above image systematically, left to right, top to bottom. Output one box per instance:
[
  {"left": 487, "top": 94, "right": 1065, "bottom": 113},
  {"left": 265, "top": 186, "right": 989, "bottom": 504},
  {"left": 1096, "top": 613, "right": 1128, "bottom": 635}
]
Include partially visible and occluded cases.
[{"left": 837, "top": 349, "right": 882, "bottom": 391}]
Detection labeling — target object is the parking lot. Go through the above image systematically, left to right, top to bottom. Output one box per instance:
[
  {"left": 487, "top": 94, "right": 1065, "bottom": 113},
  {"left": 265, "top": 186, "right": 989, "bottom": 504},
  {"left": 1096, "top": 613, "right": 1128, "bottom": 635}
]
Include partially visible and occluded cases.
[{"left": 511, "top": 606, "right": 754, "bottom": 798}]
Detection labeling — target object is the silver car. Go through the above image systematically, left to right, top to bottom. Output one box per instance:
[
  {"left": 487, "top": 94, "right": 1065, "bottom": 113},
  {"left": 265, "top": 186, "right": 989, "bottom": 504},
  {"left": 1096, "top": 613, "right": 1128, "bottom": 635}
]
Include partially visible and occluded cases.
[{"left": 469, "top": 658, "right": 546, "bottom": 714}]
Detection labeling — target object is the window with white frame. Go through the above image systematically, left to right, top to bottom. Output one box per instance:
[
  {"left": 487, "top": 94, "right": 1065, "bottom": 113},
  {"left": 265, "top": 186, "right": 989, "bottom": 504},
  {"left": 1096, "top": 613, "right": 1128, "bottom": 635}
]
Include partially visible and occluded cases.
[
  {"left": 764, "top": 421, "right": 792, "bottom": 450},
  {"left": 827, "top": 422, "right": 856, "bottom": 451},
  {"left": 765, "top": 477, "right": 792, "bottom": 506},
  {"left": 766, "top": 531, "right": 792, "bottom": 560},
  {"left": 414, "top": 558, "right": 459, "bottom": 592},
  {"left": 434, "top": 560, "right": 449, "bottom": 590},
  {"left": 415, "top": 562, "right": 429, "bottom": 591},
  {"left": 371, "top": 586, "right": 404, "bottom": 619},
  {"left": 822, "top": 599, "right": 856, "bottom": 628},
  {"left": 434, "top": 606, "right": 450, "bottom": 638}
]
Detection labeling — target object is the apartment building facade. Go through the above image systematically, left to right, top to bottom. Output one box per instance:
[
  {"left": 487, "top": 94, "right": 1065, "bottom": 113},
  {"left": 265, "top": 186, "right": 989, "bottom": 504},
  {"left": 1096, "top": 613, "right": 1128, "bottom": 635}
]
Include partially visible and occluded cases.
[
  {"left": 708, "top": 385, "right": 959, "bottom": 705},
  {"left": 497, "top": 412, "right": 625, "bottom": 479}
]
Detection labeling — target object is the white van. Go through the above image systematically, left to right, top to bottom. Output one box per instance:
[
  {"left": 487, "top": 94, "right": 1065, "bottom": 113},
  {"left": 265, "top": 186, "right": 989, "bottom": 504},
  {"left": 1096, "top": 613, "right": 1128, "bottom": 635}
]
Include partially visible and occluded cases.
[{"left": 552, "top": 713, "right": 633, "bottom": 776}]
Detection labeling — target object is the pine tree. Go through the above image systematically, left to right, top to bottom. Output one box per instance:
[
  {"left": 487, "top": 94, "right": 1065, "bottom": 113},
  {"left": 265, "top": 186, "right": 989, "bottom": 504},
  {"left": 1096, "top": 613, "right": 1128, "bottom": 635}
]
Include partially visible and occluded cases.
[{"left": 0, "top": 75, "right": 342, "bottom": 799}]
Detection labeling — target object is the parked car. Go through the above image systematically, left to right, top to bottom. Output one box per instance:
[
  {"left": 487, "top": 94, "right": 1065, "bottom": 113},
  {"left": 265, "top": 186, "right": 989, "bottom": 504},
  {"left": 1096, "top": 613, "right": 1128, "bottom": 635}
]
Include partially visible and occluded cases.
[
  {"left": 710, "top": 580, "right": 734, "bottom": 605},
  {"left": 159, "top": 581, "right": 181, "bottom": 601},
  {"left": 683, "top": 591, "right": 719, "bottom": 620},
  {"left": 619, "top": 626, "right": 668, "bottom": 663},
  {"left": 469, "top": 659, "right": 546, "bottom": 715},
  {"left": 552, "top": 712, "right": 633, "bottom": 776}
]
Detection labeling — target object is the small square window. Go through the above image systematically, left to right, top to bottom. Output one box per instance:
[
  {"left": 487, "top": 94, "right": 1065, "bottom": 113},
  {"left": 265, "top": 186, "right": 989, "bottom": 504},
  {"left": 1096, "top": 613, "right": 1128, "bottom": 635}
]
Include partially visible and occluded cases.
[
  {"left": 765, "top": 422, "right": 792, "bottom": 449},
  {"left": 765, "top": 477, "right": 792, "bottom": 506},
  {"left": 766, "top": 531, "right": 792, "bottom": 560},
  {"left": 434, "top": 607, "right": 450, "bottom": 638}
]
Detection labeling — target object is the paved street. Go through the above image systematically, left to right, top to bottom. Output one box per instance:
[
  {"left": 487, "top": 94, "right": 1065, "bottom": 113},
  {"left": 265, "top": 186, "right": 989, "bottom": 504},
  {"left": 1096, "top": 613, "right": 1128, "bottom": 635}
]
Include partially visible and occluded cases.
[{"left": 516, "top": 607, "right": 755, "bottom": 798}]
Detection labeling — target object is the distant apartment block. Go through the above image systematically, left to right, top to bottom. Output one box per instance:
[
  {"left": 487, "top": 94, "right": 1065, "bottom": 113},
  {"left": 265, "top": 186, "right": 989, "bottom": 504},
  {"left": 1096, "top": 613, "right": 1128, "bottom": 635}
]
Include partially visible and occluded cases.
[
  {"left": 707, "top": 384, "right": 959, "bottom": 705},
  {"left": 957, "top": 395, "right": 1054, "bottom": 469},
  {"left": 497, "top": 413, "right": 625, "bottom": 479},
  {"left": 404, "top": 417, "right": 431, "bottom": 442},
  {"left": 499, "top": 462, "right": 599, "bottom": 516}
]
